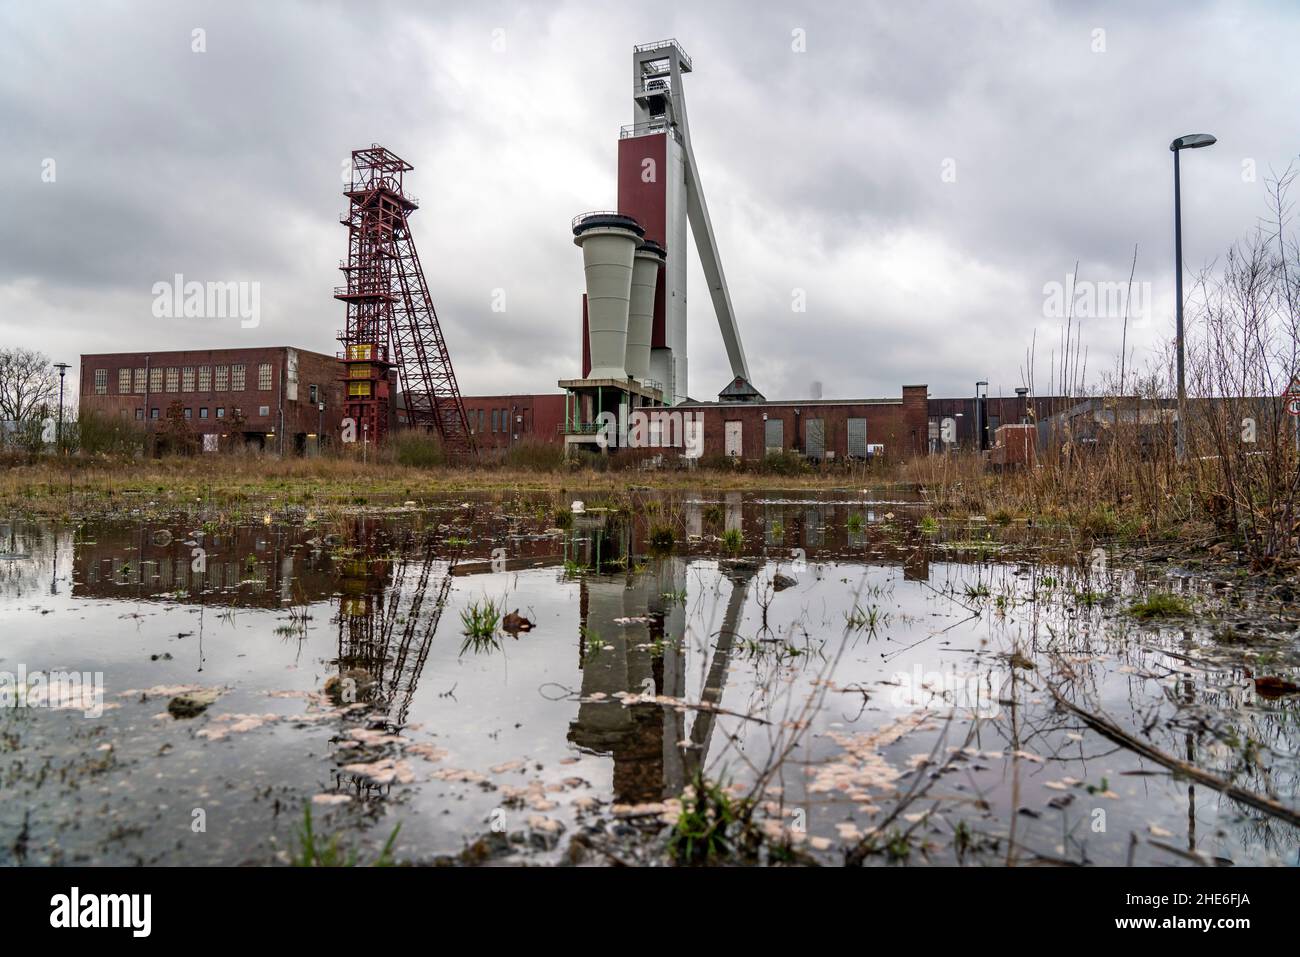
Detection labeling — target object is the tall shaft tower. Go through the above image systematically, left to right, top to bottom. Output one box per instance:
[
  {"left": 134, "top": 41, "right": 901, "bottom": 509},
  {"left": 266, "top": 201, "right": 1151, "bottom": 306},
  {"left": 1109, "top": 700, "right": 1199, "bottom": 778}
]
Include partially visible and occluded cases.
[
  {"left": 617, "top": 40, "right": 751, "bottom": 404},
  {"left": 336, "top": 145, "right": 474, "bottom": 454}
]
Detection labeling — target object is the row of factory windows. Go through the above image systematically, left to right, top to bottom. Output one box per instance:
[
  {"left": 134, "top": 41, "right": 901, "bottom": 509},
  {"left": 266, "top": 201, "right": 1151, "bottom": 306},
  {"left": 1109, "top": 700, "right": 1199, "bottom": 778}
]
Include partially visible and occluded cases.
[
  {"left": 92, "top": 363, "right": 274, "bottom": 396},
  {"left": 119, "top": 405, "right": 271, "bottom": 421},
  {"left": 466, "top": 408, "right": 533, "bottom": 435}
]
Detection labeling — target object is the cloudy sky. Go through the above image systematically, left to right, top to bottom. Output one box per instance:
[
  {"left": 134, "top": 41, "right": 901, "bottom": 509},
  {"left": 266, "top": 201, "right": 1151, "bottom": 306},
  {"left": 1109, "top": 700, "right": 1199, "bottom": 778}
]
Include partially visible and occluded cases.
[{"left": 2, "top": 0, "right": 1297, "bottom": 403}]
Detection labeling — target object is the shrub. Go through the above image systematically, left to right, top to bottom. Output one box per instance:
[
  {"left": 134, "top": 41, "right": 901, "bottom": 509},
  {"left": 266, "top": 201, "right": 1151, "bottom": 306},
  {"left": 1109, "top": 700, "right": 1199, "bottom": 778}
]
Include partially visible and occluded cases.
[
  {"left": 72, "top": 411, "right": 146, "bottom": 457},
  {"left": 393, "top": 431, "right": 445, "bottom": 468},
  {"left": 504, "top": 438, "right": 565, "bottom": 471},
  {"left": 758, "top": 450, "right": 811, "bottom": 476},
  {"left": 649, "top": 523, "right": 675, "bottom": 550},
  {"left": 1129, "top": 592, "right": 1192, "bottom": 620},
  {"left": 667, "top": 772, "right": 757, "bottom": 865}
]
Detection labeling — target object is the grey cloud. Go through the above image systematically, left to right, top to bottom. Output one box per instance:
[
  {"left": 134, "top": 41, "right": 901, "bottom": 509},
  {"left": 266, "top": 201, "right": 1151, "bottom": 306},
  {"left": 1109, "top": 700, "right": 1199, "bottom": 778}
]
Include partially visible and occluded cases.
[{"left": 1, "top": 0, "right": 1296, "bottom": 401}]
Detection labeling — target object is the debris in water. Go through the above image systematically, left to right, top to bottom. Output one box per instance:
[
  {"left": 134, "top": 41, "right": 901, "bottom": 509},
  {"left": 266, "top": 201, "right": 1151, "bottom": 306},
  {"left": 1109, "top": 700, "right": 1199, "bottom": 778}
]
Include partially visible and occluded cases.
[
  {"left": 502, "top": 610, "right": 534, "bottom": 635},
  {"left": 167, "top": 688, "right": 222, "bottom": 719}
]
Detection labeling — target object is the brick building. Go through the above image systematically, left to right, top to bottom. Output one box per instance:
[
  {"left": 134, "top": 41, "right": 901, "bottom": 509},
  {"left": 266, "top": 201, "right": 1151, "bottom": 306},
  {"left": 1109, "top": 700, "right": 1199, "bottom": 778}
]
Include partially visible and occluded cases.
[
  {"left": 79, "top": 346, "right": 346, "bottom": 454},
  {"left": 678, "top": 385, "right": 930, "bottom": 461},
  {"left": 398, "top": 393, "right": 566, "bottom": 454},
  {"left": 460, "top": 394, "right": 566, "bottom": 453}
]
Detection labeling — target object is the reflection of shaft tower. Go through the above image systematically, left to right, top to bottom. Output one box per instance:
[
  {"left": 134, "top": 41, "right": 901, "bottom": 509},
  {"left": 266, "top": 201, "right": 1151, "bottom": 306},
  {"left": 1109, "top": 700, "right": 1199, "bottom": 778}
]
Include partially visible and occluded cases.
[{"left": 335, "top": 529, "right": 458, "bottom": 727}]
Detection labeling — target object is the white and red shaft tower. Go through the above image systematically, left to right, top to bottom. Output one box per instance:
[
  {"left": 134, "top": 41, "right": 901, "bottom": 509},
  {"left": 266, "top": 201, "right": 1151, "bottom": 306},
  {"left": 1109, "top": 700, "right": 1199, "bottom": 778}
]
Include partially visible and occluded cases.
[{"left": 614, "top": 40, "right": 751, "bottom": 404}]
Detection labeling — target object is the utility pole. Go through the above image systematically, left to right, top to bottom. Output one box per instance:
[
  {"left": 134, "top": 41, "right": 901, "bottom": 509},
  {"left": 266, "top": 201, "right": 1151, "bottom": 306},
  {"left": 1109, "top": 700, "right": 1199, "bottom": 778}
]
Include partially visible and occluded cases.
[
  {"left": 1170, "top": 133, "right": 1216, "bottom": 462},
  {"left": 53, "top": 362, "right": 69, "bottom": 453}
]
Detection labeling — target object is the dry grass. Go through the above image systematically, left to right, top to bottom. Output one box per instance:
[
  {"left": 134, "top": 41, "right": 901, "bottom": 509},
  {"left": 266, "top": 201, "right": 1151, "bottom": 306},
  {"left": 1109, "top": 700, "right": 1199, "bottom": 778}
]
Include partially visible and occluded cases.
[{"left": 0, "top": 453, "right": 893, "bottom": 519}]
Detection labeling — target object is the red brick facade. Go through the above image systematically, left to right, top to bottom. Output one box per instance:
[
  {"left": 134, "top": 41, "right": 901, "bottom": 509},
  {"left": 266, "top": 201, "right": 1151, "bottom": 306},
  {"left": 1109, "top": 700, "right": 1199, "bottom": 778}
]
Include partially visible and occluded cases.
[
  {"left": 79, "top": 346, "right": 346, "bottom": 453},
  {"left": 680, "top": 385, "right": 930, "bottom": 461},
  {"left": 460, "top": 394, "right": 566, "bottom": 453}
]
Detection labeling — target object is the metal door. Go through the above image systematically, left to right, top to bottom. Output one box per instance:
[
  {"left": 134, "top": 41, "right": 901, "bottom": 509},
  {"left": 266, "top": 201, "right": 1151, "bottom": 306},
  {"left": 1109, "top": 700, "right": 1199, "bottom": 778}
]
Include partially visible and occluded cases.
[{"left": 724, "top": 420, "right": 742, "bottom": 457}]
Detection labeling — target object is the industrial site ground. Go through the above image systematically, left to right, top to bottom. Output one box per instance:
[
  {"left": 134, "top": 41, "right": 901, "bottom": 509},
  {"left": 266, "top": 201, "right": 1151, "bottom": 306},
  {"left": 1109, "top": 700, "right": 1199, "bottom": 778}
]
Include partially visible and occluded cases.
[{"left": 3, "top": 450, "right": 1299, "bottom": 869}]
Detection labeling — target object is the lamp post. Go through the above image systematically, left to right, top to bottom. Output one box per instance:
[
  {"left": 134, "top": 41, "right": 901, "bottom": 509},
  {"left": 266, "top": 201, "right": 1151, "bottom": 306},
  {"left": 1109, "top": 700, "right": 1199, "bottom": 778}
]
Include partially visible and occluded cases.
[
  {"left": 1170, "top": 132, "right": 1216, "bottom": 462},
  {"left": 53, "top": 362, "right": 69, "bottom": 453},
  {"left": 975, "top": 380, "right": 989, "bottom": 451},
  {"left": 317, "top": 401, "right": 325, "bottom": 456}
]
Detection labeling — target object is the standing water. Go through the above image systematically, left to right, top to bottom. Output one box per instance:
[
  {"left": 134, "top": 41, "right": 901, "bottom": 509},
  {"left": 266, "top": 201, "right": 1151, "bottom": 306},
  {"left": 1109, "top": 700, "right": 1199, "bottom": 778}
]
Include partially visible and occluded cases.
[{"left": 1, "top": 489, "right": 1297, "bottom": 866}]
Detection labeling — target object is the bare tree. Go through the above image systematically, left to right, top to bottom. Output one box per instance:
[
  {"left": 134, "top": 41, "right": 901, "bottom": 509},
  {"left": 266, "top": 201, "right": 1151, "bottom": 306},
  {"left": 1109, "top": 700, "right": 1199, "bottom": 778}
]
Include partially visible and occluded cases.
[{"left": 0, "top": 348, "right": 58, "bottom": 423}]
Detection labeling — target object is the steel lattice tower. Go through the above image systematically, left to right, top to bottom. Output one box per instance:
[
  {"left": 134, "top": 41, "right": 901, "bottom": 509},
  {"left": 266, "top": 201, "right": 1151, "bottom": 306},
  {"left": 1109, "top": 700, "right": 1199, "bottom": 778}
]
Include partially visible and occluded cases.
[{"left": 335, "top": 145, "right": 474, "bottom": 454}]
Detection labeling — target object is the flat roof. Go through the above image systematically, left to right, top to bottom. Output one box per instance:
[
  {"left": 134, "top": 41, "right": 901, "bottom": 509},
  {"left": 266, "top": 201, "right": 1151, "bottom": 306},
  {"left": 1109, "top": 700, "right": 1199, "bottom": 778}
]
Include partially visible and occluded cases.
[
  {"left": 81, "top": 345, "right": 337, "bottom": 361},
  {"left": 679, "top": 397, "right": 901, "bottom": 408}
]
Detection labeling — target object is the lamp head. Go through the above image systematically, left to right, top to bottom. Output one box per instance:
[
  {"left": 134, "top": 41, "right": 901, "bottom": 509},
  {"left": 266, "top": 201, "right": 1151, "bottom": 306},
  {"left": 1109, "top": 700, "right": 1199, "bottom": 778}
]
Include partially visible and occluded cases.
[{"left": 1171, "top": 133, "right": 1216, "bottom": 151}]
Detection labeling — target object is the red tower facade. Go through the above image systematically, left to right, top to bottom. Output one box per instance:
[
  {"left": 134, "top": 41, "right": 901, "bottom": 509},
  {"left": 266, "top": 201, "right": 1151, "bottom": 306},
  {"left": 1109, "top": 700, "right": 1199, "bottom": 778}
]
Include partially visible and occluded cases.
[{"left": 336, "top": 145, "right": 474, "bottom": 454}]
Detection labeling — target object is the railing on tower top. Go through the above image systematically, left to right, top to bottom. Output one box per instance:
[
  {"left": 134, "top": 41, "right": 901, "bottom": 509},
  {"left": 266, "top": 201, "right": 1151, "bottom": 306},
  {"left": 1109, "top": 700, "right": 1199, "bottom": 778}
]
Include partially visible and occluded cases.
[{"left": 633, "top": 38, "right": 692, "bottom": 71}]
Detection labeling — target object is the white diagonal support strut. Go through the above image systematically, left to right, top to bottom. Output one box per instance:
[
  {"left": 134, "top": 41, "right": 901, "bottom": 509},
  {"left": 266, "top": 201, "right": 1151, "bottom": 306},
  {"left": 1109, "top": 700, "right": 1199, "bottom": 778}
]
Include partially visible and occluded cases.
[{"left": 675, "top": 91, "right": 750, "bottom": 383}]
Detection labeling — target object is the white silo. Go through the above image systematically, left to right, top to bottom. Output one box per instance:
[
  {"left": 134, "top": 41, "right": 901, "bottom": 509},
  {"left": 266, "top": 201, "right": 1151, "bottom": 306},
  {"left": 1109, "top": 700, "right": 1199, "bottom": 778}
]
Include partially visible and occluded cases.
[
  {"left": 573, "top": 212, "right": 645, "bottom": 380},
  {"left": 625, "top": 239, "right": 665, "bottom": 385}
]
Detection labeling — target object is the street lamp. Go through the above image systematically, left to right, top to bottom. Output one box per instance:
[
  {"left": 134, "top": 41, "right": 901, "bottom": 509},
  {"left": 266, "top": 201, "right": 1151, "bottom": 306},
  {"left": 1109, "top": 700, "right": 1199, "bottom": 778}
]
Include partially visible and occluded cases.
[
  {"left": 1171, "top": 132, "right": 1216, "bottom": 462},
  {"left": 53, "top": 362, "right": 70, "bottom": 453},
  {"left": 975, "top": 380, "right": 989, "bottom": 451},
  {"left": 317, "top": 402, "right": 325, "bottom": 455}
]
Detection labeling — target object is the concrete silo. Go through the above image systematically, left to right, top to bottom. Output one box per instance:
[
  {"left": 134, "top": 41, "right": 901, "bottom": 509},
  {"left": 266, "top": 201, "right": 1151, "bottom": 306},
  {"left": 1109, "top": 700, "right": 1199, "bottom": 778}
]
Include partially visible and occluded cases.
[
  {"left": 571, "top": 212, "right": 646, "bottom": 380},
  {"left": 625, "top": 240, "right": 666, "bottom": 384}
]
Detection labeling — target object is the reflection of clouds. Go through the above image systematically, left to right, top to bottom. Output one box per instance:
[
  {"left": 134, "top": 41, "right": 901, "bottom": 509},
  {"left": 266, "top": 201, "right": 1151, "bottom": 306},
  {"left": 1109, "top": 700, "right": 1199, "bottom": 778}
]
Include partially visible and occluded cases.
[{"left": 0, "top": 523, "right": 63, "bottom": 597}]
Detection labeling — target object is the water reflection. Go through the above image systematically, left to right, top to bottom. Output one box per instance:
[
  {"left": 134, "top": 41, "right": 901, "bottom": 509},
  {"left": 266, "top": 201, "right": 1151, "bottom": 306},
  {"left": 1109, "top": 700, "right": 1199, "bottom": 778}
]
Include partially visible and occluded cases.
[{"left": 2, "top": 489, "right": 1292, "bottom": 866}]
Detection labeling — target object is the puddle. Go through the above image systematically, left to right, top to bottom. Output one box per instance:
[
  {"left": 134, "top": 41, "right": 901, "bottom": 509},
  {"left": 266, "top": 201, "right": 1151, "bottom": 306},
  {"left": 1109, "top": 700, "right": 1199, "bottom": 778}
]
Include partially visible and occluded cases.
[{"left": 1, "top": 489, "right": 1297, "bottom": 866}]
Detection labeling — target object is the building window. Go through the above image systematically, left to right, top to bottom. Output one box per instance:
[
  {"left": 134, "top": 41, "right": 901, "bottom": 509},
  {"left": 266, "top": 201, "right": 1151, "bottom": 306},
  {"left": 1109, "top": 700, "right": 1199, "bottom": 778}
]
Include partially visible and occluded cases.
[
  {"left": 258, "top": 363, "right": 272, "bottom": 390},
  {"left": 231, "top": 364, "right": 246, "bottom": 390},
  {"left": 215, "top": 365, "right": 229, "bottom": 391},
  {"left": 198, "top": 366, "right": 212, "bottom": 391},
  {"left": 150, "top": 367, "right": 163, "bottom": 393},
  {"left": 182, "top": 367, "right": 195, "bottom": 392},
  {"left": 134, "top": 368, "right": 147, "bottom": 393},
  {"left": 166, "top": 368, "right": 179, "bottom": 392},
  {"left": 93, "top": 369, "right": 108, "bottom": 395},
  {"left": 116, "top": 369, "right": 130, "bottom": 394},
  {"left": 308, "top": 384, "right": 318, "bottom": 405},
  {"left": 258, "top": 405, "right": 270, "bottom": 417},
  {"left": 183, "top": 407, "right": 192, "bottom": 419},
  {"left": 200, "top": 407, "right": 209, "bottom": 419},
  {"left": 216, "top": 407, "right": 225, "bottom": 419},
  {"left": 135, "top": 408, "right": 144, "bottom": 420},
  {"left": 150, "top": 408, "right": 160, "bottom": 420},
  {"left": 480, "top": 409, "right": 486, "bottom": 433},
  {"left": 491, "top": 410, "right": 499, "bottom": 433},
  {"left": 764, "top": 418, "right": 784, "bottom": 455},
  {"left": 805, "top": 418, "right": 825, "bottom": 459},
  {"left": 847, "top": 418, "right": 868, "bottom": 459}
]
